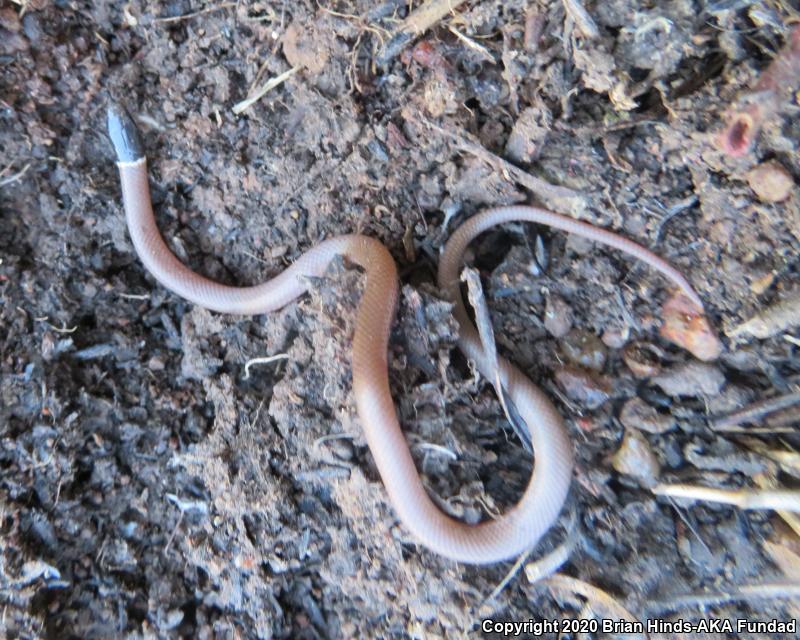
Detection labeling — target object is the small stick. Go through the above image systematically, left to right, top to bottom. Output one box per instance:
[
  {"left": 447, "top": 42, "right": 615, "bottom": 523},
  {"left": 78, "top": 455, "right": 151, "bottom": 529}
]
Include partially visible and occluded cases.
[
  {"left": 377, "top": 0, "right": 469, "bottom": 65},
  {"left": 400, "top": 0, "right": 469, "bottom": 36},
  {"left": 524, "top": 10, "right": 546, "bottom": 52},
  {"left": 448, "top": 25, "right": 495, "bottom": 63},
  {"left": 232, "top": 67, "right": 301, "bottom": 115},
  {"left": 416, "top": 116, "right": 587, "bottom": 213},
  {"left": 0, "top": 162, "right": 31, "bottom": 188},
  {"left": 242, "top": 353, "right": 290, "bottom": 380},
  {"left": 711, "top": 390, "right": 800, "bottom": 430},
  {"left": 412, "top": 441, "right": 458, "bottom": 461},
  {"left": 653, "top": 483, "right": 800, "bottom": 512},
  {"left": 482, "top": 548, "right": 532, "bottom": 606},
  {"left": 650, "top": 581, "right": 800, "bottom": 613}
]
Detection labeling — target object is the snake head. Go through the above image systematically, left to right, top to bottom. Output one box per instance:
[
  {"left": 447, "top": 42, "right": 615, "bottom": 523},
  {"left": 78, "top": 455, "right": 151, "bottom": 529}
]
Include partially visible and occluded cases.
[{"left": 107, "top": 102, "right": 144, "bottom": 163}]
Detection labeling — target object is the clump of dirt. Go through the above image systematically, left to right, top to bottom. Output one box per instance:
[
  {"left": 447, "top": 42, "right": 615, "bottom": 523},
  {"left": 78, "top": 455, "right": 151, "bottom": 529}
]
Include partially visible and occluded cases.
[{"left": 1, "top": 0, "right": 799, "bottom": 637}]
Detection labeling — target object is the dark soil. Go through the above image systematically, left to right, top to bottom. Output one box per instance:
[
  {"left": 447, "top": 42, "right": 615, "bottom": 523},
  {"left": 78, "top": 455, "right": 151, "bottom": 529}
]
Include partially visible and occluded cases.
[{"left": 1, "top": 1, "right": 799, "bottom": 638}]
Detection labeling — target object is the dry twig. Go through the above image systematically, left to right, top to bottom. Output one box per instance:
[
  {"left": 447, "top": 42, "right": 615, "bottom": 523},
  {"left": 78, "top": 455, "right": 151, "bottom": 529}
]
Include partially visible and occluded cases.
[
  {"left": 378, "top": 0, "right": 469, "bottom": 64},
  {"left": 232, "top": 67, "right": 301, "bottom": 115},
  {"left": 415, "top": 116, "right": 587, "bottom": 213},
  {"left": 0, "top": 163, "right": 31, "bottom": 188},
  {"left": 242, "top": 354, "right": 290, "bottom": 380},
  {"left": 711, "top": 390, "right": 800, "bottom": 430},
  {"left": 653, "top": 483, "right": 800, "bottom": 512},
  {"left": 650, "top": 581, "right": 800, "bottom": 612}
]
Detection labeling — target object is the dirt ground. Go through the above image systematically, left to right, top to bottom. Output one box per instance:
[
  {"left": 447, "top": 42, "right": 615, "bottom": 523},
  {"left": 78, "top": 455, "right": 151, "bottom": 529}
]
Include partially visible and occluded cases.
[{"left": 1, "top": 0, "right": 799, "bottom": 638}]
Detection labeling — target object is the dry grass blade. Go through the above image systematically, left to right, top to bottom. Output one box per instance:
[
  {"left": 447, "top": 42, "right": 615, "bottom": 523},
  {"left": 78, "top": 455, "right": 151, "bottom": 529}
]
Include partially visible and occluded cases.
[
  {"left": 448, "top": 25, "right": 496, "bottom": 63},
  {"left": 232, "top": 67, "right": 301, "bottom": 115},
  {"left": 242, "top": 354, "right": 289, "bottom": 380},
  {"left": 653, "top": 483, "right": 800, "bottom": 512},
  {"left": 481, "top": 548, "right": 533, "bottom": 609}
]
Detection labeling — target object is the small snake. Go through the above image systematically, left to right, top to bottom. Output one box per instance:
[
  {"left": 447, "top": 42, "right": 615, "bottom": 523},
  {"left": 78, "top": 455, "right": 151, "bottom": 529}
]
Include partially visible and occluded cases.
[{"left": 107, "top": 103, "right": 703, "bottom": 564}]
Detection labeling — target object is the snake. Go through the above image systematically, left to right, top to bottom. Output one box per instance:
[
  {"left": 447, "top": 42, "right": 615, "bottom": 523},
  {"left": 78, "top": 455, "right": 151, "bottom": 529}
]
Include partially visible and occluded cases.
[{"left": 107, "top": 103, "right": 703, "bottom": 564}]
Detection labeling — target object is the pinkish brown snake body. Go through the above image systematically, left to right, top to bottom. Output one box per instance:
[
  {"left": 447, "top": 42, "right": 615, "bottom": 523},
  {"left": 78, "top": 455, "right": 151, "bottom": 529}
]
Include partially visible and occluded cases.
[{"left": 108, "top": 104, "right": 704, "bottom": 564}]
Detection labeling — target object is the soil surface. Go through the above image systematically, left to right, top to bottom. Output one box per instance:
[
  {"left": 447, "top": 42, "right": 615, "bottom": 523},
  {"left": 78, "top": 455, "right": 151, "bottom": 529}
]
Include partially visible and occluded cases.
[{"left": 1, "top": 1, "right": 799, "bottom": 638}]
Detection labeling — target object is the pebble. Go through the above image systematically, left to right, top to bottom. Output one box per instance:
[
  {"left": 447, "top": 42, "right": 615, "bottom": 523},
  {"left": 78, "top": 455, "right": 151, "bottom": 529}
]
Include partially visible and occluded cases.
[
  {"left": 282, "top": 21, "right": 329, "bottom": 74},
  {"left": 505, "top": 106, "right": 551, "bottom": 163},
  {"left": 746, "top": 160, "right": 794, "bottom": 203},
  {"left": 659, "top": 292, "right": 723, "bottom": 362},
  {"left": 544, "top": 294, "right": 572, "bottom": 338},
  {"left": 601, "top": 325, "right": 629, "bottom": 349},
  {"left": 560, "top": 328, "right": 607, "bottom": 371},
  {"left": 41, "top": 331, "right": 56, "bottom": 362},
  {"left": 622, "top": 341, "right": 662, "bottom": 378},
  {"left": 74, "top": 343, "right": 115, "bottom": 361},
  {"left": 652, "top": 361, "right": 726, "bottom": 396},
  {"left": 554, "top": 366, "right": 611, "bottom": 409},
  {"left": 619, "top": 397, "right": 676, "bottom": 434},
  {"left": 612, "top": 430, "right": 660, "bottom": 487},
  {"left": 661, "top": 435, "right": 684, "bottom": 469},
  {"left": 326, "top": 437, "right": 354, "bottom": 462}
]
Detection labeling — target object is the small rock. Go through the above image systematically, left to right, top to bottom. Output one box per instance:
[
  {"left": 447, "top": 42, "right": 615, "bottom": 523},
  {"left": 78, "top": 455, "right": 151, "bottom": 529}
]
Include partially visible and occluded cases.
[
  {"left": 282, "top": 21, "right": 329, "bottom": 74},
  {"left": 505, "top": 105, "right": 552, "bottom": 163},
  {"left": 746, "top": 160, "right": 794, "bottom": 203},
  {"left": 565, "top": 234, "right": 593, "bottom": 255},
  {"left": 660, "top": 292, "right": 723, "bottom": 361},
  {"left": 544, "top": 294, "right": 572, "bottom": 337},
  {"left": 601, "top": 325, "right": 629, "bottom": 349},
  {"left": 560, "top": 329, "right": 607, "bottom": 371},
  {"left": 41, "top": 331, "right": 56, "bottom": 361},
  {"left": 622, "top": 342, "right": 662, "bottom": 378},
  {"left": 652, "top": 361, "right": 726, "bottom": 397},
  {"left": 555, "top": 366, "right": 611, "bottom": 409},
  {"left": 705, "top": 384, "right": 752, "bottom": 415},
  {"left": 619, "top": 398, "right": 676, "bottom": 434},
  {"left": 612, "top": 430, "right": 660, "bottom": 487},
  {"left": 661, "top": 435, "right": 683, "bottom": 469},
  {"left": 326, "top": 437, "right": 354, "bottom": 462}
]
